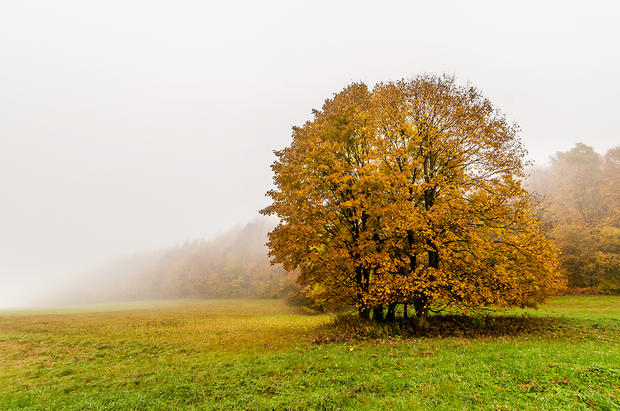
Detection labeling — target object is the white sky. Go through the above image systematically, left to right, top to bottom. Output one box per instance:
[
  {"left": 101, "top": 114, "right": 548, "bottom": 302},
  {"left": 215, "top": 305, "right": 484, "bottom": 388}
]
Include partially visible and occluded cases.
[{"left": 1, "top": 0, "right": 619, "bottom": 307}]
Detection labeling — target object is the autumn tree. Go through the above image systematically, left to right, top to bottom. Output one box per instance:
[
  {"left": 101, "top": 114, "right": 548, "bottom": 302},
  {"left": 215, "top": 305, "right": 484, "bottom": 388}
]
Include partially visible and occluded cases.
[
  {"left": 262, "top": 74, "right": 564, "bottom": 321},
  {"left": 261, "top": 84, "right": 381, "bottom": 318}
]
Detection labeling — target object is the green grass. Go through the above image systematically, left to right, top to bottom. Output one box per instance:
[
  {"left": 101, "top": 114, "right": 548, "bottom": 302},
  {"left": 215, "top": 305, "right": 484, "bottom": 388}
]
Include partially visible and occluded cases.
[{"left": 1, "top": 296, "right": 618, "bottom": 410}]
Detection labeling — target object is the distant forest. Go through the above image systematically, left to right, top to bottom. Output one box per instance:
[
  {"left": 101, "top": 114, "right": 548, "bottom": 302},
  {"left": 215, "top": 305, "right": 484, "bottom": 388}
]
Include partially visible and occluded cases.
[
  {"left": 529, "top": 144, "right": 619, "bottom": 294},
  {"left": 57, "top": 219, "right": 298, "bottom": 304}
]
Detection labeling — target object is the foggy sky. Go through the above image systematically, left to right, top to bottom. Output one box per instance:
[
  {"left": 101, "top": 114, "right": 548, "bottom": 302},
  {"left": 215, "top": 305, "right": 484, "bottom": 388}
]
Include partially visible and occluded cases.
[{"left": 1, "top": 0, "right": 619, "bottom": 307}]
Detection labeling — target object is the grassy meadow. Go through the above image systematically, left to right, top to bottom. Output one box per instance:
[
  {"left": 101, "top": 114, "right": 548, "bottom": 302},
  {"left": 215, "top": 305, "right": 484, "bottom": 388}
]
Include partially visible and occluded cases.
[{"left": 0, "top": 296, "right": 618, "bottom": 410}]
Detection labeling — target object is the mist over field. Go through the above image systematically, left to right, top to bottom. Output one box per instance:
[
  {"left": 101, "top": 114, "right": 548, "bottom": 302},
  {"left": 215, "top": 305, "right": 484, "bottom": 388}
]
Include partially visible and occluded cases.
[
  {"left": 1, "top": 1, "right": 619, "bottom": 308},
  {"left": 37, "top": 218, "right": 297, "bottom": 307}
]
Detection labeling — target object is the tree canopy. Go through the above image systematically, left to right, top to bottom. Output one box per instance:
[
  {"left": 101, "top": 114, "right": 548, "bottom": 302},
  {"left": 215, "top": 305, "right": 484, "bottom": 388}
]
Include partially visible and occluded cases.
[{"left": 262, "top": 75, "right": 564, "bottom": 320}]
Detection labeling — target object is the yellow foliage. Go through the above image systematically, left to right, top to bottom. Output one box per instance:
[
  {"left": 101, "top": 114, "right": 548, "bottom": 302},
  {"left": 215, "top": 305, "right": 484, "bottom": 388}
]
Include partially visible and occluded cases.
[{"left": 261, "top": 75, "right": 564, "bottom": 317}]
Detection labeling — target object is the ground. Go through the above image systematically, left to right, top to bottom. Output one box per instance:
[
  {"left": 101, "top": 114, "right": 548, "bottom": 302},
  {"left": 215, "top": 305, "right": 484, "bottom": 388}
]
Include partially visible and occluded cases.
[{"left": 0, "top": 296, "right": 618, "bottom": 409}]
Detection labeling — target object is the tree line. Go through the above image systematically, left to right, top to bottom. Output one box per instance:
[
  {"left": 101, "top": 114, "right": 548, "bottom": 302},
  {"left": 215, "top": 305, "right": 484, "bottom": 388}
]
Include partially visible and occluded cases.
[
  {"left": 529, "top": 143, "right": 619, "bottom": 294},
  {"left": 55, "top": 219, "right": 299, "bottom": 304}
]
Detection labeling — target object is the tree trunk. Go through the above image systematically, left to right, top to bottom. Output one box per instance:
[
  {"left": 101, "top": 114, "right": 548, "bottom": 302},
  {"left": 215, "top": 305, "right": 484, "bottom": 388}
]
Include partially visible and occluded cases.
[
  {"left": 427, "top": 241, "right": 439, "bottom": 270},
  {"left": 355, "top": 265, "right": 364, "bottom": 308},
  {"left": 356, "top": 266, "right": 371, "bottom": 320},
  {"left": 414, "top": 296, "right": 428, "bottom": 319},
  {"left": 386, "top": 302, "right": 397, "bottom": 321},
  {"left": 403, "top": 303, "right": 408, "bottom": 319},
  {"left": 373, "top": 305, "right": 384, "bottom": 322},
  {"left": 359, "top": 306, "right": 370, "bottom": 320}
]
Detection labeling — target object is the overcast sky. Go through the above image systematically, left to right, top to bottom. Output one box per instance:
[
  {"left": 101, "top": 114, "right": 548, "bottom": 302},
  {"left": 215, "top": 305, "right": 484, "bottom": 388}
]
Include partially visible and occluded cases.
[{"left": 1, "top": 0, "right": 618, "bottom": 307}]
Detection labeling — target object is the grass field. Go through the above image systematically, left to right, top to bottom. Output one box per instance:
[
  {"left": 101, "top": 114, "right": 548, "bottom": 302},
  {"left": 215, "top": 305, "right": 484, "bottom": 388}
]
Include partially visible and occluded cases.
[{"left": 0, "top": 296, "right": 618, "bottom": 410}]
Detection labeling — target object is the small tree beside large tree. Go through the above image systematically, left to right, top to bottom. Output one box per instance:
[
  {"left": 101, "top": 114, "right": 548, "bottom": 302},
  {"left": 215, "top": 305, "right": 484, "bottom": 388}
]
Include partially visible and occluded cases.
[{"left": 261, "top": 74, "right": 564, "bottom": 321}]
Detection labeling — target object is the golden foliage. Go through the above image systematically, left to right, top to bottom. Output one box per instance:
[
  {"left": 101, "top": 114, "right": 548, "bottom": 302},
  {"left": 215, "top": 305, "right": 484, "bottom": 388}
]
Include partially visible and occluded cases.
[{"left": 262, "top": 75, "right": 564, "bottom": 318}]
